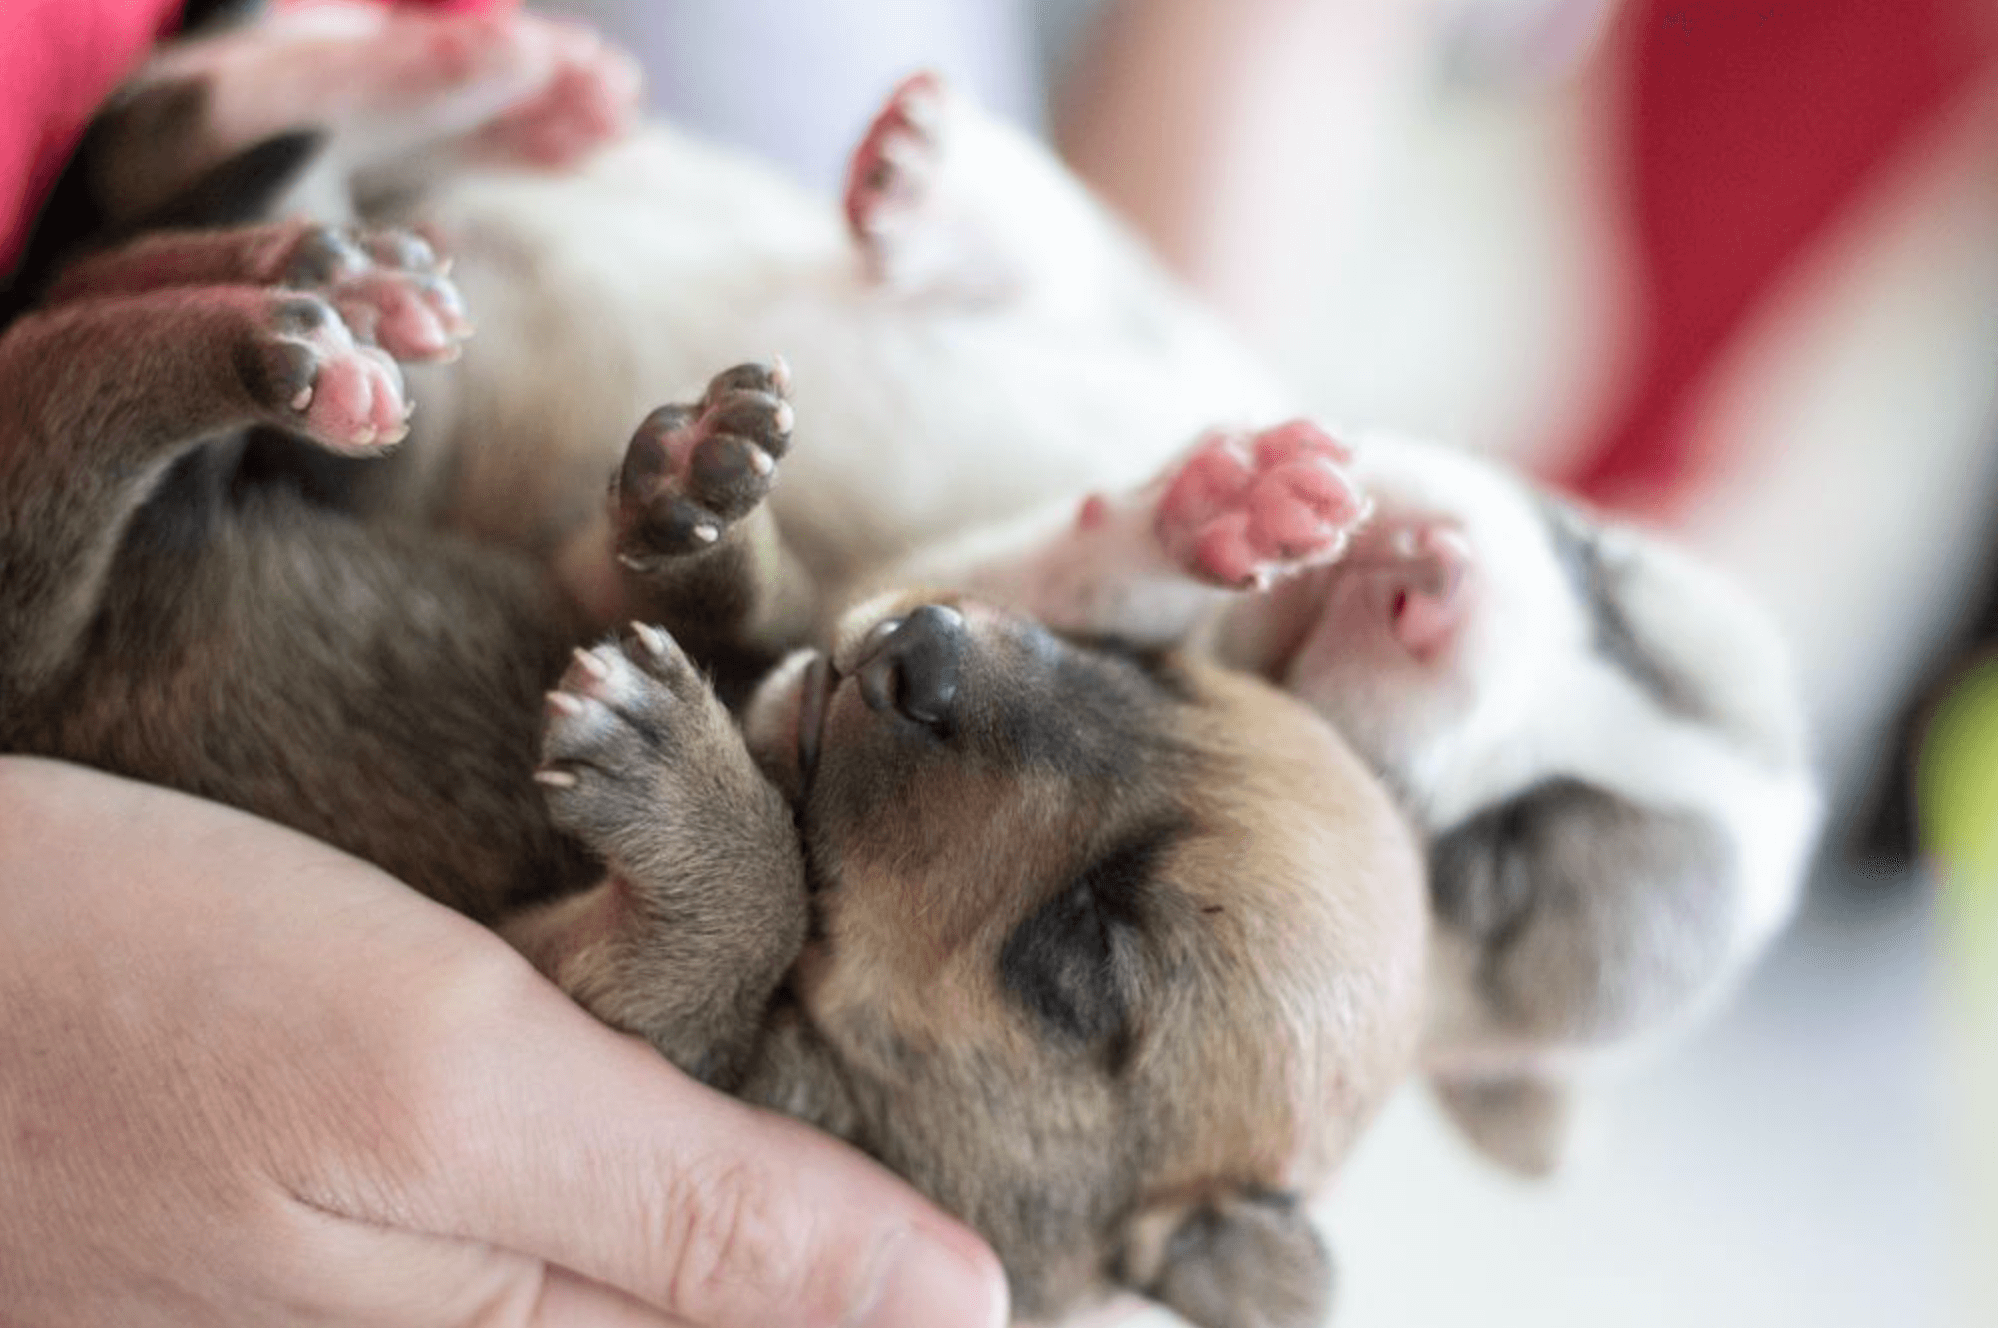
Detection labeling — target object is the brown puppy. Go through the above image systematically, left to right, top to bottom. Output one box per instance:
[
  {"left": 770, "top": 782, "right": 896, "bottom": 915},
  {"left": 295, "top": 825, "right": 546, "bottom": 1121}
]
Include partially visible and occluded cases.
[{"left": 0, "top": 221, "right": 1427, "bottom": 1326}]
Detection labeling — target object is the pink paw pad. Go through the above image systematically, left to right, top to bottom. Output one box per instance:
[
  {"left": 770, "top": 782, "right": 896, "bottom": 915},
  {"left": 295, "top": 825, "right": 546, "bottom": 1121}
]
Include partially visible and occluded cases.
[
  {"left": 844, "top": 72, "right": 947, "bottom": 249},
  {"left": 285, "top": 226, "right": 472, "bottom": 363},
  {"left": 263, "top": 295, "right": 411, "bottom": 452},
  {"left": 1155, "top": 421, "right": 1365, "bottom": 589}
]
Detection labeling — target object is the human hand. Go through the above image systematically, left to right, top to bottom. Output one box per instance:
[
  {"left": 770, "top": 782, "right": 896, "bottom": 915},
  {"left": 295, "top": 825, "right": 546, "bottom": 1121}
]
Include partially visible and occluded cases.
[{"left": 0, "top": 758, "right": 1006, "bottom": 1328}]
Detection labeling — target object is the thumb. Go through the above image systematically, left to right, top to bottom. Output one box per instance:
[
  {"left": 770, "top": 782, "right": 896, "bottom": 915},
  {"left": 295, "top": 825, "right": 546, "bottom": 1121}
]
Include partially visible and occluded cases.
[{"left": 393, "top": 955, "right": 1011, "bottom": 1328}]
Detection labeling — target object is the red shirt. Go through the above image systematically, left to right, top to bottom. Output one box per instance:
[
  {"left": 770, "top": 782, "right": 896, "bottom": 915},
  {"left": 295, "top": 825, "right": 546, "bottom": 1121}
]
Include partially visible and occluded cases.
[{"left": 0, "top": 0, "right": 504, "bottom": 275}]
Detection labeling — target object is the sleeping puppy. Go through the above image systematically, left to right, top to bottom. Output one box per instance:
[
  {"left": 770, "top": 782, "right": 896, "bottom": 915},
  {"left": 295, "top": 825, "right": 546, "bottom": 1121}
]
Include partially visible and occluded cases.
[
  {"left": 34, "top": 6, "right": 1816, "bottom": 1181},
  {"left": 391, "top": 73, "right": 1822, "bottom": 1173},
  {"left": 0, "top": 225, "right": 1426, "bottom": 1328},
  {"left": 904, "top": 424, "right": 1822, "bottom": 1174}
]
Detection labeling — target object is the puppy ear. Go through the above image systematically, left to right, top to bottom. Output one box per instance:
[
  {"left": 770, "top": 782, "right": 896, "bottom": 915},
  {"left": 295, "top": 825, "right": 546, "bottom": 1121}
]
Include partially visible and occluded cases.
[
  {"left": 1429, "top": 777, "right": 1736, "bottom": 1042},
  {"left": 999, "top": 825, "right": 1178, "bottom": 1055},
  {"left": 1432, "top": 1072, "right": 1574, "bottom": 1176},
  {"left": 1119, "top": 1191, "right": 1334, "bottom": 1328}
]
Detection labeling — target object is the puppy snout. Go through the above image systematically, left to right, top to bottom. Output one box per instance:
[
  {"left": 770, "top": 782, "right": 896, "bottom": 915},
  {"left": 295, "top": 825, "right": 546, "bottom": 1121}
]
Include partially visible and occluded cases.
[{"left": 855, "top": 604, "right": 966, "bottom": 731}]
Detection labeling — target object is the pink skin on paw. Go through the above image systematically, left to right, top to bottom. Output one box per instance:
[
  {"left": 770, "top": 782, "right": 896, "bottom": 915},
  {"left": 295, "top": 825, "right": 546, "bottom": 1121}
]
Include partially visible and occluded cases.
[
  {"left": 463, "top": 21, "right": 642, "bottom": 168},
  {"left": 844, "top": 71, "right": 947, "bottom": 245},
  {"left": 327, "top": 269, "right": 471, "bottom": 362},
  {"left": 284, "top": 315, "right": 410, "bottom": 452},
  {"left": 1155, "top": 421, "right": 1366, "bottom": 588},
  {"left": 1384, "top": 525, "right": 1472, "bottom": 658}
]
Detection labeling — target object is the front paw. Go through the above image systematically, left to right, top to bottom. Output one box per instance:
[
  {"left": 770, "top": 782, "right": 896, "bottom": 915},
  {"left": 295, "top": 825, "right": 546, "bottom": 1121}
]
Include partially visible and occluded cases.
[
  {"left": 282, "top": 224, "right": 472, "bottom": 363},
  {"left": 239, "top": 292, "right": 410, "bottom": 451},
  {"left": 612, "top": 360, "right": 794, "bottom": 569},
  {"left": 1155, "top": 420, "right": 1368, "bottom": 590},
  {"left": 535, "top": 623, "right": 742, "bottom": 850}
]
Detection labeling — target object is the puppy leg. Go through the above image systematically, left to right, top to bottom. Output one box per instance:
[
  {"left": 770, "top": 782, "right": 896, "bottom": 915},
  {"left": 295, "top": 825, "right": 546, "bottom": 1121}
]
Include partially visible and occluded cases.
[
  {"left": 141, "top": 3, "right": 637, "bottom": 178},
  {"left": 843, "top": 72, "right": 1141, "bottom": 310},
  {"left": 49, "top": 220, "right": 471, "bottom": 363},
  {"left": 0, "top": 284, "right": 412, "bottom": 705},
  {"left": 605, "top": 361, "right": 816, "bottom": 669},
  {"left": 900, "top": 418, "right": 1366, "bottom": 644},
  {"left": 507, "top": 628, "right": 808, "bottom": 1089},
  {"left": 1432, "top": 1073, "right": 1574, "bottom": 1178}
]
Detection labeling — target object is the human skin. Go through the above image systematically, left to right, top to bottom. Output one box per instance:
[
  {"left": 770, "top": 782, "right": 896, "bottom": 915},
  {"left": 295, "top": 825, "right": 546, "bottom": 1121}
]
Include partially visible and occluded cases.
[{"left": 0, "top": 757, "right": 1007, "bottom": 1328}]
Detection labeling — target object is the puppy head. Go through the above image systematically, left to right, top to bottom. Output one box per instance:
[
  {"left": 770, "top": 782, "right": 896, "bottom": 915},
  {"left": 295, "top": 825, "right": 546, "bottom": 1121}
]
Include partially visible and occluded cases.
[
  {"left": 1222, "top": 437, "right": 1820, "bottom": 1168},
  {"left": 743, "top": 591, "right": 1427, "bottom": 1326}
]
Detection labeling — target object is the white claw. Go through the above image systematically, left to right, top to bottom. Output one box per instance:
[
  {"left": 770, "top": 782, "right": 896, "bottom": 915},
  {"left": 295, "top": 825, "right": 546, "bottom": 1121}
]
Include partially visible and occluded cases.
[
  {"left": 768, "top": 354, "right": 792, "bottom": 393},
  {"left": 291, "top": 384, "right": 314, "bottom": 412},
  {"left": 772, "top": 401, "right": 795, "bottom": 435},
  {"left": 351, "top": 425, "right": 378, "bottom": 448},
  {"left": 748, "top": 449, "right": 775, "bottom": 477},
  {"left": 692, "top": 524, "right": 720, "bottom": 544},
  {"left": 631, "top": 621, "right": 671, "bottom": 659},
  {"left": 571, "top": 647, "right": 611, "bottom": 680},
  {"left": 545, "top": 690, "right": 584, "bottom": 717},
  {"left": 534, "top": 768, "right": 578, "bottom": 789}
]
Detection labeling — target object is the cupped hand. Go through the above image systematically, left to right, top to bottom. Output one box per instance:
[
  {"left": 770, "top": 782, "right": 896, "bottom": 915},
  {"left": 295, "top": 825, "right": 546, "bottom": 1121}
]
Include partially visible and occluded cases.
[{"left": 0, "top": 758, "right": 1006, "bottom": 1328}]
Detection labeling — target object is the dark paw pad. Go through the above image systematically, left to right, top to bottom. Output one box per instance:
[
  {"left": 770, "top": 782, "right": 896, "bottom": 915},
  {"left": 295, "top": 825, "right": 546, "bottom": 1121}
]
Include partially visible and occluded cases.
[{"left": 612, "top": 360, "right": 793, "bottom": 567}]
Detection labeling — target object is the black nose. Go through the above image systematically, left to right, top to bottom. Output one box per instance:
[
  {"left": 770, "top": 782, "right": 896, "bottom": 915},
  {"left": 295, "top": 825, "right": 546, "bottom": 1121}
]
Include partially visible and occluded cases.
[{"left": 855, "top": 604, "right": 966, "bottom": 732}]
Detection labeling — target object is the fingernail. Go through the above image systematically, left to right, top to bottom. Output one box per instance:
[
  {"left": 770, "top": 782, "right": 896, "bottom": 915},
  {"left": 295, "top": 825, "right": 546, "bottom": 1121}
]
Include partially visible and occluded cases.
[{"left": 853, "top": 1227, "right": 1009, "bottom": 1328}]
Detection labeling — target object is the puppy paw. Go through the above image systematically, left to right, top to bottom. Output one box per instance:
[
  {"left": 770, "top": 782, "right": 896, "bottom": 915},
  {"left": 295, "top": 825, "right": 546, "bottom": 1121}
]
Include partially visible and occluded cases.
[
  {"left": 465, "top": 18, "right": 642, "bottom": 169},
  {"left": 844, "top": 72, "right": 948, "bottom": 264},
  {"left": 282, "top": 224, "right": 472, "bottom": 363},
  {"left": 241, "top": 293, "right": 410, "bottom": 452},
  {"left": 612, "top": 360, "right": 794, "bottom": 568},
  {"left": 1155, "top": 421, "right": 1367, "bottom": 590},
  {"left": 535, "top": 625, "right": 738, "bottom": 845}
]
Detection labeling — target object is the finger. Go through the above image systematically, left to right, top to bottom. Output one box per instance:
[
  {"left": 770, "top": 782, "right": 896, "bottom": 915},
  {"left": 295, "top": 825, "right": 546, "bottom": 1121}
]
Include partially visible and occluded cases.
[
  {"left": 392, "top": 966, "right": 1010, "bottom": 1328},
  {"left": 534, "top": 1267, "right": 691, "bottom": 1328}
]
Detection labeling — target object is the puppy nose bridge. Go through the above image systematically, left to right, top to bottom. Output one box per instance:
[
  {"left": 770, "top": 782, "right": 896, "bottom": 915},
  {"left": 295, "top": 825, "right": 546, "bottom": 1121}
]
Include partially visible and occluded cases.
[{"left": 855, "top": 604, "right": 966, "bottom": 729}]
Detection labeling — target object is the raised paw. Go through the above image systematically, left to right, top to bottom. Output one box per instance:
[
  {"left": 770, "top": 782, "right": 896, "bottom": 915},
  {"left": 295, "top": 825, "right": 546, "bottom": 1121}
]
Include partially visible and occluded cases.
[
  {"left": 464, "top": 18, "right": 643, "bottom": 169},
  {"left": 844, "top": 72, "right": 948, "bottom": 268},
  {"left": 282, "top": 224, "right": 472, "bottom": 363},
  {"left": 242, "top": 293, "right": 410, "bottom": 451},
  {"left": 612, "top": 360, "right": 794, "bottom": 569},
  {"left": 1155, "top": 420, "right": 1368, "bottom": 590},
  {"left": 534, "top": 625, "right": 734, "bottom": 843}
]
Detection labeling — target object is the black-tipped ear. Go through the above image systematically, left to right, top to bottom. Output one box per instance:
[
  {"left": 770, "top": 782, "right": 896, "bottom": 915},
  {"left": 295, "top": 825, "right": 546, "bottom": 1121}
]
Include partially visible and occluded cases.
[
  {"left": 1433, "top": 1072, "right": 1575, "bottom": 1177},
  {"left": 1123, "top": 1192, "right": 1334, "bottom": 1328}
]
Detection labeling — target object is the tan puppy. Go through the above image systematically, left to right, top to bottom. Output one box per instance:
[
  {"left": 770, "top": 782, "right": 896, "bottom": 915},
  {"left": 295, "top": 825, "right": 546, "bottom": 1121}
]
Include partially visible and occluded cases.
[{"left": 0, "top": 206, "right": 1426, "bottom": 1326}]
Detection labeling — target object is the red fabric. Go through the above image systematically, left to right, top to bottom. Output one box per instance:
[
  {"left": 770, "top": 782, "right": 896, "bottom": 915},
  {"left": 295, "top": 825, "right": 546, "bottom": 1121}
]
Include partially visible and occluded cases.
[
  {"left": 0, "top": 0, "right": 186, "bottom": 273},
  {"left": 1, "top": 0, "right": 511, "bottom": 277},
  {"left": 1555, "top": 0, "right": 1996, "bottom": 517}
]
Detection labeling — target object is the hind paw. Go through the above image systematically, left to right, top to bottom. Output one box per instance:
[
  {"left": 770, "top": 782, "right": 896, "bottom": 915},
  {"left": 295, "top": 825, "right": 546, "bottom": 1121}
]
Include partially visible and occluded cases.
[
  {"left": 282, "top": 225, "right": 471, "bottom": 363},
  {"left": 243, "top": 293, "right": 410, "bottom": 452},
  {"left": 612, "top": 360, "right": 793, "bottom": 568},
  {"left": 1155, "top": 421, "right": 1367, "bottom": 589}
]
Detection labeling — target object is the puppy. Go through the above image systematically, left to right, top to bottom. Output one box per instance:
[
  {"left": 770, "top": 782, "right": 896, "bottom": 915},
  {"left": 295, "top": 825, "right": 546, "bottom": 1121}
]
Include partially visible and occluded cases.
[
  {"left": 31, "top": 0, "right": 1816, "bottom": 1184},
  {"left": 387, "top": 73, "right": 1821, "bottom": 1173},
  {"left": 0, "top": 179, "right": 1424, "bottom": 1328}
]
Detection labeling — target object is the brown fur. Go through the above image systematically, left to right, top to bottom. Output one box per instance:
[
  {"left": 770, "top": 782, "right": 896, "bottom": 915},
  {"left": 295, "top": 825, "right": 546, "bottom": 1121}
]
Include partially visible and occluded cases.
[{"left": 0, "top": 218, "right": 1427, "bottom": 1326}]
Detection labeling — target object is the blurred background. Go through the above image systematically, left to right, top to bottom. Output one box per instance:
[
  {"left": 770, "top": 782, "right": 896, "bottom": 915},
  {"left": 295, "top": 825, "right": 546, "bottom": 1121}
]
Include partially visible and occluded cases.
[{"left": 543, "top": 1, "right": 1995, "bottom": 1323}]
